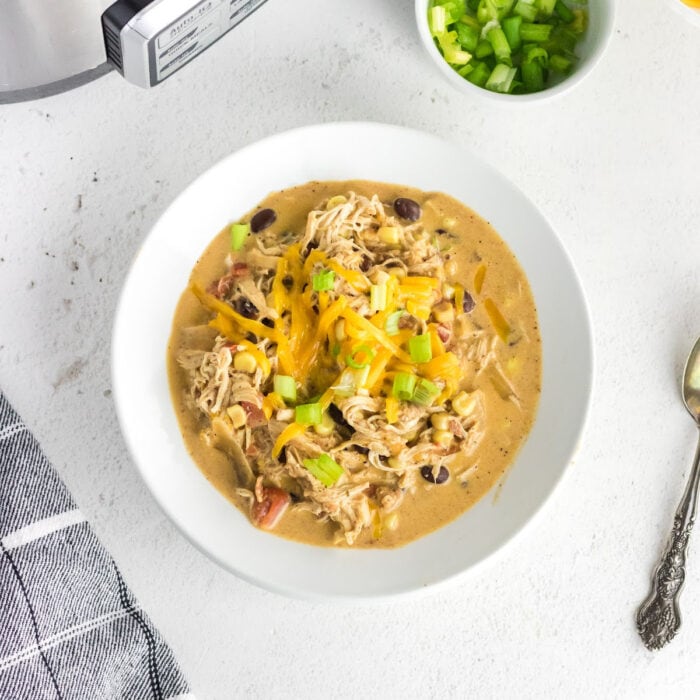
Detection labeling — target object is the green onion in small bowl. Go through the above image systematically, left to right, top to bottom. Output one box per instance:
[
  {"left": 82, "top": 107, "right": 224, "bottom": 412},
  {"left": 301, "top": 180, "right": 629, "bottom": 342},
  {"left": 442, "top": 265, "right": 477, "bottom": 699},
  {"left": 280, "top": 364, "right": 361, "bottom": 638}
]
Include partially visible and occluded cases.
[{"left": 415, "top": 0, "right": 614, "bottom": 101}]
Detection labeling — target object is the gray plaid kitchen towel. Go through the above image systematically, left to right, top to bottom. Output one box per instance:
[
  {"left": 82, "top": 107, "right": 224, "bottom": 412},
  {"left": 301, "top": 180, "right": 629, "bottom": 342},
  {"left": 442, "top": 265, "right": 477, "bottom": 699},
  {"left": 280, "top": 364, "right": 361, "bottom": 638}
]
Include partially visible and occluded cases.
[{"left": 0, "top": 392, "right": 192, "bottom": 700}]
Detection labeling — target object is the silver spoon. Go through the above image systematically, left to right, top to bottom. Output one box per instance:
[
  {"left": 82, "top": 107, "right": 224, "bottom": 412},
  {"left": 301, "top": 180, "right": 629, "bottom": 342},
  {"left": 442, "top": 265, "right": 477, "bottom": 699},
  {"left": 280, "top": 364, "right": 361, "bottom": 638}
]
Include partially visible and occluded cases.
[{"left": 637, "top": 336, "right": 700, "bottom": 650}]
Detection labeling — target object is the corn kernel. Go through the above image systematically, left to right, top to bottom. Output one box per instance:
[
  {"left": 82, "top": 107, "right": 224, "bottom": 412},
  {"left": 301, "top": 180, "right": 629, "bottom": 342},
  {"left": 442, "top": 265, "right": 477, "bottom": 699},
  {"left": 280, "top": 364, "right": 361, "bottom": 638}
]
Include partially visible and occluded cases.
[
  {"left": 326, "top": 195, "right": 347, "bottom": 210},
  {"left": 378, "top": 226, "right": 400, "bottom": 246},
  {"left": 388, "top": 267, "right": 406, "bottom": 280},
  {"left": 432, "top": 300, "right": 454, "bottom": 324},
  {"left": 334, "top": 319, "right": 346, "bottom": 342},
  {"left": 233, "top": 351, "right": 257, "bottom": 373},
  {"left": 452, "top": 391, "right": 476, "bottom": 417},
  {"left": 226, "top": 405, "right": 247, "bottom": 429},
  {"left": 314, "top": 412, "right": 335, "bottom": 436},
  {"left": 431, "top": 412, "right": 451, "bottom": 431},
  {"left": 432, "top": 429, "right": 453, "bottom": 447},
  {"left": 387, "top": 457, "right": 401, "bottom": 470},
  {"left": 384, "top": 512, "right": 399, "bottom": 531}
]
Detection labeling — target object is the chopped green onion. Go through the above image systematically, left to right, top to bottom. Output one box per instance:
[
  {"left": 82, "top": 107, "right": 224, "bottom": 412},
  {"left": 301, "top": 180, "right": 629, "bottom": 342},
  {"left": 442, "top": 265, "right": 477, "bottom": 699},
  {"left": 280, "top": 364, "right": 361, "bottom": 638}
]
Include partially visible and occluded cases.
[
  {"left": 428, "top": 0, "right": 584, "bottom": 94},
  {"left": 439, "top": 0, "right": 468, "bottom": 23},
  {"left": 477, "top": 0, "right": 511, "bottom": 23},
  {"left": 513, "top": 0, "right": 537, "bottom": 21},
  {"left": 536, "top": 0, "right": 556, "bottom": 18},
  {"left": 554, "top": 0, "right": 574, "bottom": 22},
  {"left": 429, "top": 5, "right": 447, "bottom": 34},
  {"left": 502, "top": 15, "right": 522, "bottom": 50},
  {"left": 456, "top": 22, "right": 480, "bottom": 51},
  {"left": 520, "top": 22, "right": 552, "bottom": 42},
  {"left": 547, "top": 26, "right": 577, "bottom": 53},
  {"left": 487, "top": 27, "right": 512, "bottom": 65},
  {"left": 475, "top": 39, "right": 494, "bottom": 58},
  {"left": 524, "top": 45, "right": 549, "bottom": 65},
  {"left": 549, "top": 54, "right": 571, "bottom": 73},
  {"left": 521, "top": 59, "right": 544, "bottom": 91},
  {"left": 466, "top": 61, "right": 491, "bottom": 87},
  {"left": 485, "top": 63, "right": 517, "bottom": 93},
  {"left": 230, "top": 223, "right": 250, "bottom": 251},
  {"left": 312, "top": 269, "right": 335, "bottom": 292},
  {"left": 370, "top": 283, "right": 388, "bottom": 312},
  {"left": 384, "top": 310, "right": 405, "bottom": 336},
  {"left": 409, "top": 334, "right": 433, "bottom": 363},
  {"left": 331, "top": 343, "right": 341, "bottom": 357},
  {"left": 346, "top": 344, "right": 375, "bottom": 370},
  {"left": 332, "top": 369, "right": 356, "bottom": 397},
  {"left": 392, "top": 372, "right": 417, "bottom": 401},
  {"left": 273, "top": 375, "right": 297, "bottom": 403},
  {"left": 412, "top": 378, "right": 441, "bottom": 407},
  {"left": 295, "top": 402, "right": 323, "bottom": 425},
  {"left": 303, "top": 453, "right": 345, "bottom": 487}
]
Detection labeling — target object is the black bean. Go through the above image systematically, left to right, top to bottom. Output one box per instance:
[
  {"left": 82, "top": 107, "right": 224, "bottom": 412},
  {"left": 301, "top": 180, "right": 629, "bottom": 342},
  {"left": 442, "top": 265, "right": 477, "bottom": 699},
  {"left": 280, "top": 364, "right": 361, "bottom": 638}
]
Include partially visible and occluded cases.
[
  {"left": 394, "top": 197, "right": 421, "bottom": 222},
  {"left": 250, "top": 208, "right": 276, "bottom": 233},
  {"left": 305, "top": 241, "right": 319, "bottom": 256},
  {"left": 360, "top": 255, "right": 371, "bottom": 272},
  {"left": 282, "top": 275, "right": 294, "bottom": 290},
  {"left": 462, "top": 292, "right": 475, "bottom": 313},
  {"left": 234, "top": 296, "right": 259, "bottom": 319},
  {"left": 261, "top": 318, "right": 275, "bottom": 328},
  {"left": 246, "top": 332, "right": 258, "bottom": 343},
  {"left": 328, "top": 403, "right": 353, "bottom": 438},
  {"left": 352, "top": 445, "right": 369, "bottom": 455},
  {"left": 420, "top": 465, "right": 449, "bottom": 484}
]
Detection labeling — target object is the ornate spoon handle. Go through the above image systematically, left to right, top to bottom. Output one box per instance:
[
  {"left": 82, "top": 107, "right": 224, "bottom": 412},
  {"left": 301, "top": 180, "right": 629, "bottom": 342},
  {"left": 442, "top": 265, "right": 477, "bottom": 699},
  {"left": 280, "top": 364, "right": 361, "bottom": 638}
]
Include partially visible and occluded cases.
[{"left": 637, "top": 431, "right": 700, "bottom": 650}]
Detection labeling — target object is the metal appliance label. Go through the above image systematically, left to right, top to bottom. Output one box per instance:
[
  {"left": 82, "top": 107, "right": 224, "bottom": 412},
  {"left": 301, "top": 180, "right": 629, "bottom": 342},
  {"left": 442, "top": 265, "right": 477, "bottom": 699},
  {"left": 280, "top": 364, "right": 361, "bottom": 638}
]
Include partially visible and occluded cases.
[{"left": 152, "top": 0, "right": 266, "bottom": 83}]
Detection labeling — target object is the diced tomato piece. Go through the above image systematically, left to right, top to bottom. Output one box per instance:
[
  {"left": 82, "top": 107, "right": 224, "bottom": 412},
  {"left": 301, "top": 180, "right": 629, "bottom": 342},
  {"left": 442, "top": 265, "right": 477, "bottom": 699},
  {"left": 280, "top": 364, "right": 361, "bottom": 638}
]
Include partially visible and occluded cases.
[
  {"left": 240, "top": 401, "right": 266, "bottom": 428},
  {"left": 251, "top": 487, "right": 291, "bottom": 530}
]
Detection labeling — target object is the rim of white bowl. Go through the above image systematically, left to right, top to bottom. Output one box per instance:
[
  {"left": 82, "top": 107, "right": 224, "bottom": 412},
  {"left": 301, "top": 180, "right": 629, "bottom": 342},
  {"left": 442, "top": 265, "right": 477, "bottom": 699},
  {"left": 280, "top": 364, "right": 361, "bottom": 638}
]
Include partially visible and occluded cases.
[
  {"left": 414, "top": 0, "right": 616, "bottom": 103},
  {"left": 667, "top": 0, "right": 700, "bottom": 26},
  {"left": 112, "top": 122, "right": 594, "bottom": 601}
]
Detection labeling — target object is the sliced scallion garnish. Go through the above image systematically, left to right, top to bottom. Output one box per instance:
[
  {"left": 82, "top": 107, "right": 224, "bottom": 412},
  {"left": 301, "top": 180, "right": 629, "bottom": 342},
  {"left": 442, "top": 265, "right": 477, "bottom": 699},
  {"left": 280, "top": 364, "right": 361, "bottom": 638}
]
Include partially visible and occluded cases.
[
  {"left": 519, "top": 22, "right": 553, "bottom": 42},
  {"left": 485, "top": 64, "right": 517, "bottom": 93},
  {"left": 230, "top": 223, "right": 250, "bottom": 251},
  {"left": 312, "top": 269, "right": 335, "bottom": 292},
  {"left": 384, "top": 310, "right": 405, "bottom": 336},
  {"left": 409, "top": 334, "right": 433, "bottom": 364},
  {"left": 346, "top": 344, "right": 375, "bottom": 370},
  {"left": 392, "top": 372, "right": 417, "bottom": 401},
  {"left": 273, "top": 375, "right": 297, "bottom": 403},
  {"left": 412, "top": 378, "right": 441, "bottom": 407},
  {"left": 295, "top": 402, "right": 323, "bottom": 425},
  {"left": 303, "top": 453, "right": 344, "bottom": 487}
]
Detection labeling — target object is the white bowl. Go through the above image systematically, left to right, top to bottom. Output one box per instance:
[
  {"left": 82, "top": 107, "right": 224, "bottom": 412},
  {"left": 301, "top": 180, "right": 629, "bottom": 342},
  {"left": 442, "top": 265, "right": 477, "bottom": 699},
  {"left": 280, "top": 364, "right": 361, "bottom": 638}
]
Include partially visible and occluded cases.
[
  {"left": 415, "top": 0, "right": 616, "bottom": 102},
  {"left": 112, "top": 122, "right": 593, "bottom": 600}
]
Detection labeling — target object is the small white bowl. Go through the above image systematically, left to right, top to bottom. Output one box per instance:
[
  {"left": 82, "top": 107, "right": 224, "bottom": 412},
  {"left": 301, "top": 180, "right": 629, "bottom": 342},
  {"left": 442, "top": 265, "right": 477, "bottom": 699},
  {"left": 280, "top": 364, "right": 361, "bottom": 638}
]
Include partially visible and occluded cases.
[
  {"left": 415, "top": 0, "right": 616, "bottom": 102},
  {"left": 112, "top": 122, "right": 593, "bottom": 600}
]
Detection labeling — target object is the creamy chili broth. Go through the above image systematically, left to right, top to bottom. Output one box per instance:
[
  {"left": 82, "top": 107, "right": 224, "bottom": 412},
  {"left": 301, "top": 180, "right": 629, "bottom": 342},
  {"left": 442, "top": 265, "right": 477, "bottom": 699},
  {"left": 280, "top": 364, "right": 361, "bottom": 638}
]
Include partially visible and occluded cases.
[{"left": 167, "top": 180, "right": 541, "bottom": 548}]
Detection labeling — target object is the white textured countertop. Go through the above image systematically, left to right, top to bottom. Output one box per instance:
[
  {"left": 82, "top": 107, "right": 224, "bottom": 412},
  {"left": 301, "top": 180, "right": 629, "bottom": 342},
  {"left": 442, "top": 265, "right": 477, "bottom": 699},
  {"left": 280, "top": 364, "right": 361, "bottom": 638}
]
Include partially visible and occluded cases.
[{"left": 2, "top": 1, "right": 700, "bottom": 697}]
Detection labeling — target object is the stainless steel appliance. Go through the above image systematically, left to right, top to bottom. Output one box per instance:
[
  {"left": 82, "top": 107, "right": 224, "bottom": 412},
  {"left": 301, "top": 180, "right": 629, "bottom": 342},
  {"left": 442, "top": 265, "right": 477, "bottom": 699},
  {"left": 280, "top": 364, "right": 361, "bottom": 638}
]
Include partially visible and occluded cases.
[{"left": 0, "top": 0, "right": 268, "bottom": 103}]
